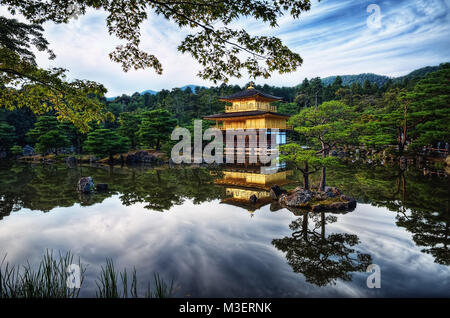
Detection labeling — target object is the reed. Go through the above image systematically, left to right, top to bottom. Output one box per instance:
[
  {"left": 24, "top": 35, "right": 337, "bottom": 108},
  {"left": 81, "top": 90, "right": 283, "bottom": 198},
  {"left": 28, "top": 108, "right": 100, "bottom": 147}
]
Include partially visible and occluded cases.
[
  {"left": 0, "top": 250, "right": 85, "bottom": 298},
  {"left": 1, "top": 252, "right": 173, "bottom": 298},
  {"left": 96, "top": 259, "right": 173, "bottom": 298}
]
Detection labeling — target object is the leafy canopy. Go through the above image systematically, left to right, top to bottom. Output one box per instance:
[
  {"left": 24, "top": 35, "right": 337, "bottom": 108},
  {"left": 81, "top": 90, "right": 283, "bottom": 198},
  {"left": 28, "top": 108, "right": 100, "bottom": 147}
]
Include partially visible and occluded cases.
[
  {"left": 0, "top": 0, "right": 317, "bottom": 82},
  {"left": 0, "top": 17, "right": 113, "bottom": 132},
  {"left": 289, "top": 100, "right": 355, "bottom": 152},
  {"left": 138, "top": 109, "right": 177, "bottom": 149},
  {"left": 83, "top": 128, "right": 130, "bottom": 157}
]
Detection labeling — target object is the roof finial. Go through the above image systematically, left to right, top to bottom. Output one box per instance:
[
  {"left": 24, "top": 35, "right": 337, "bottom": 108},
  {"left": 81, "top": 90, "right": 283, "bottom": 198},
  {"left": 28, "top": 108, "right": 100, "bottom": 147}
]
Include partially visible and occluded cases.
[{"left": 248, "top": 81, "right": 255, "bottom": 89}]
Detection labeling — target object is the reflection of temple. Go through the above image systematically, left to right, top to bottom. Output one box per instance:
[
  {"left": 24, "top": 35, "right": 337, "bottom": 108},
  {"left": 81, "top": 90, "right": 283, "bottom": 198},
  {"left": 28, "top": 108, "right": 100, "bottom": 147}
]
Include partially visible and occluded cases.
[{"left": 215, "top": 165, "right": 293, "bottom": 215}]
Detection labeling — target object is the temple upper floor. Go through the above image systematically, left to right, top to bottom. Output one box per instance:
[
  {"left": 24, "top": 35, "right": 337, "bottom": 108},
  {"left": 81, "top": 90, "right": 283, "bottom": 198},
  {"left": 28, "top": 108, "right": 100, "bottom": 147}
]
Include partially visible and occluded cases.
[
  {"left": 219, "top": 83, "right": 282, "bottom": 113},
  {"left": 225, "top": 100, "right": 277, "bottom": 113}
]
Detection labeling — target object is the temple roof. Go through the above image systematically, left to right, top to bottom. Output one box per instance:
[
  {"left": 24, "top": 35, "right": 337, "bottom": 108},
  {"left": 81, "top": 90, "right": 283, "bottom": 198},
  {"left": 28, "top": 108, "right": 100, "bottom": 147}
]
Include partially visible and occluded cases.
[
  {"left": 219, "top": 88, "right": 282, "bottom": 101},
  {"left": 203, "top": 110, "right": 290, "bottom": 119}
]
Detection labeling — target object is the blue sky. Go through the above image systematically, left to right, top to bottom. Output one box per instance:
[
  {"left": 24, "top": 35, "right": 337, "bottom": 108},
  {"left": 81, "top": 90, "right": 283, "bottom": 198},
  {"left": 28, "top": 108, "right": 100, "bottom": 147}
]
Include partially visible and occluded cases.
[{"left": 5, "top": 0, "right": 449, "bottom": 96}]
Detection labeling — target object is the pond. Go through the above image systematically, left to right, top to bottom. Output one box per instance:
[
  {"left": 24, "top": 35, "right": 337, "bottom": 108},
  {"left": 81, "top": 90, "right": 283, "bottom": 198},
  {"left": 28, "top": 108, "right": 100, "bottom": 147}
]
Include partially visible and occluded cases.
[{"left": 0, "top": 162, "right": 449, "bottom": 297}]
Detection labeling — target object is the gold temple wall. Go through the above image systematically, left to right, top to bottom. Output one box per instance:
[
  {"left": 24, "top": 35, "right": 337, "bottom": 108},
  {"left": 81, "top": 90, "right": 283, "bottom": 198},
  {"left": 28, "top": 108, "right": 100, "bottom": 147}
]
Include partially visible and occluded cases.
[{"left": 221, "top": 117, "right": 287, "bottom": 130}]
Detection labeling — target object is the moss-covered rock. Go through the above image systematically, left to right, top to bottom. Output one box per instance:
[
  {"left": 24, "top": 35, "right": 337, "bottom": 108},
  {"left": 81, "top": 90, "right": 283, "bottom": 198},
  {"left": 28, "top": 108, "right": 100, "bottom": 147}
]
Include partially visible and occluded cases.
[{"left": 277, "top": 187, "right": 356, "bottom": 212}]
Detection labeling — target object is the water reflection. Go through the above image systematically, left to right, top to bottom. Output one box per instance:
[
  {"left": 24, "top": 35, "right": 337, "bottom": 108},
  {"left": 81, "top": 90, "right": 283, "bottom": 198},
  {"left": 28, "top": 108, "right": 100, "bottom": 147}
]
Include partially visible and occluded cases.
[
  {"left": 0, "top": 161, "right": 449, "bottom": 296},
  {"left": 0, "top": 162, "right": 225, "bottom": 217},
  {"left": 214, "top": 166, "right": 292, "bottom": 216},
  {"left": 325, "top": 166, "right": 450, "bottom": 266},
  {"left": 272, "top": 211, "right": 372, "bottom": 286}
]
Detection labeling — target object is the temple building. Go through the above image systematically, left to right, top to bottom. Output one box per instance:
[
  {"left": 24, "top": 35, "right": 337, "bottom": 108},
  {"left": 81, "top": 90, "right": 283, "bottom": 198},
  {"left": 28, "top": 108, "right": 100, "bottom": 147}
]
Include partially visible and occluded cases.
[{"left": 203, "top": 83, "right": 291, "bottom": 164}]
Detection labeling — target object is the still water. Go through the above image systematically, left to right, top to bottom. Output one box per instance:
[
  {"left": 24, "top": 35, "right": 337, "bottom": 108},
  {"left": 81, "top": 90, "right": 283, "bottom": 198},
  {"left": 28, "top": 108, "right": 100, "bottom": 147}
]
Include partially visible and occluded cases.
[{"left": 0, "top": 162, "right": 449, "bottom": 297}]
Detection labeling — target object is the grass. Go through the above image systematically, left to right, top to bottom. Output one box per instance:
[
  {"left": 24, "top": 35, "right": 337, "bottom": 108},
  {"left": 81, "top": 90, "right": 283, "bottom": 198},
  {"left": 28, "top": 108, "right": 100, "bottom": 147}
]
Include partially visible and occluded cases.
[
  {"left": 0, "top": 250, "right": 84, "bottom": 298},
  {"left": 1, "top": 251, "right": 174, "bottom": 298}
]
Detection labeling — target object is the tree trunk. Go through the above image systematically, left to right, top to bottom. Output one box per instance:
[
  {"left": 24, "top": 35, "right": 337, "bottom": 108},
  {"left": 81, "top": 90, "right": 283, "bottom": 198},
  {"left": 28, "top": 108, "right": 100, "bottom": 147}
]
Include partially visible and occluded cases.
[
  {"left": 319, "top": 145, "right": 327, "bottom": 191},
  {"left": 109, "top": 153, "right": 114, "bottom": 164},
  {"left": 303, "top": 161, "right": 310, "bottom": 190},
  {"left": 319, "top": 166, "right": 326, "bottom": 191}
]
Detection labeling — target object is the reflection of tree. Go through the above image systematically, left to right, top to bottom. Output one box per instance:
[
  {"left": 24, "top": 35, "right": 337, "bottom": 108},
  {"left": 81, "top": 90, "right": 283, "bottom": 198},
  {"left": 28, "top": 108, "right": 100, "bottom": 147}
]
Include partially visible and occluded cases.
[
  {"left": 0, "top": 163, "right": 225, "bottom": 218},
  {"left": 327, "top": 165, "right": 450, "bottom": 266},
  {"left": 116, "top": 167, "right": 224, "bottom": 211},
  {"left": 397, "top": 205, "right": 450, "bottom": 265},
  {"left": 272, "top": 211, "right": 372, "bottom": 286}
]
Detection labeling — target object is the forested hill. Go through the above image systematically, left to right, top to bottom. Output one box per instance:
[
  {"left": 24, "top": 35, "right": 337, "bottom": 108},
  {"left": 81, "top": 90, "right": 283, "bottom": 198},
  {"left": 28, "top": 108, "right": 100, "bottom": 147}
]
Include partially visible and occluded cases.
[
  {"left": 109, "top": 64, "right": 443, "bottom": 100},
  {"left": 321, "top": 65, "right": 441, "bottom": 87},
  {"left": 321, "top": 73, "right": 389, "bottom": 87}
]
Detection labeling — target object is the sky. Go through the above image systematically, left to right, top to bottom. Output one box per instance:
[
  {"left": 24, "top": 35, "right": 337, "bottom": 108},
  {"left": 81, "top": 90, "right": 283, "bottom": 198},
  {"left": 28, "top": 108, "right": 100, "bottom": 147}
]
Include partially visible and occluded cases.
[{"left": 4, "top": 0, "right": 450, "bottom": 96}]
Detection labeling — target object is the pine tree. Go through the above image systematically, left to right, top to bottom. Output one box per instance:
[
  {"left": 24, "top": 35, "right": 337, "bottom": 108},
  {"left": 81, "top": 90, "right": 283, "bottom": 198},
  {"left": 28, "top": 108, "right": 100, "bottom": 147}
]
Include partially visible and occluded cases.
[
  {"left": 138, "top": 109, "right": 177, "bottom": 150},
  {"left": 0, "top": 121, "right": 16, "bottom": 152},
  {"left": 83, "top": 128, "right": 130, "bottom": 163}
]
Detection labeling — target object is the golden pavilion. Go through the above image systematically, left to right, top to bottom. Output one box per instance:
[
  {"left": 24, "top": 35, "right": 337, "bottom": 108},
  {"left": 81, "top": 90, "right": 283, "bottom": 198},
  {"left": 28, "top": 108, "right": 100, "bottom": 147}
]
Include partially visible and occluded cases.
[{"left": 203, "top": 82, "right": 290, "bottom": 132}]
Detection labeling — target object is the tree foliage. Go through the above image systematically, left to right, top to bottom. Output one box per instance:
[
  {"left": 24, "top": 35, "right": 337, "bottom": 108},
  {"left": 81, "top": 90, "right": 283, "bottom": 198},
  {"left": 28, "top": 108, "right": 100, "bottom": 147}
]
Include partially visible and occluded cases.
[
  {"left": 0, "top": 0, "right": 318, "bottom": 83},
  {"left": 0, "top": 16, "right": 113, "bottom": 132},
  {"left": 138, "top": 109, "right": 177, "bottom": 150},
  {"left": 26, "top": 116, "right": 70, "bottom": 154},
  {"left": 83, "top": 128, "right": 130, "bottom": 161}
]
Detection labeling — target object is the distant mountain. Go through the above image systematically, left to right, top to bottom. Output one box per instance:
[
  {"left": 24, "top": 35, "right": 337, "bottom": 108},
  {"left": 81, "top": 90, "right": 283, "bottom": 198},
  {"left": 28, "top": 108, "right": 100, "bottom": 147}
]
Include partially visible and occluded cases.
[
  {"left": 321, "top": 64, "right": 443, "bottom": 87},
  {"left": 105, "top": 65, "right": 445, "bottom": 100},
  {"left": 393, "top": 65, "right": 440, "bottom": 84},
  {"left": 321, "top": 73, "right": 390, "bottom": 87},
  {"left": 179, "top": 84, "right": 207, "bottom": 92},
  {"left": 140, "top": 89, "right": 158, "bottom": 95}
]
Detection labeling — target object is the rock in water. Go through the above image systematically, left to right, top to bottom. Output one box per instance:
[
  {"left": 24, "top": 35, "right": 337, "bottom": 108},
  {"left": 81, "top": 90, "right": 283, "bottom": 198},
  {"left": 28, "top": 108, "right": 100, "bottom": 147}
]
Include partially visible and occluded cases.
[
  {"left": 23, "top": 145, "right": 35, "bottom": 156},
  {"left": 77, "top": 177, "right": 94, "bottom": 193},
  {"left": 96, "top": 183, "right": 108, "bottom": 192},
  {"left": 270, "top": 185, "right": 287, "bottom": 200},
  {"left": 324, "top": 186, "right": 341, "bottom": 198},
  {"left": 279, "top": 189, "right": 312, "bottom": 207}
]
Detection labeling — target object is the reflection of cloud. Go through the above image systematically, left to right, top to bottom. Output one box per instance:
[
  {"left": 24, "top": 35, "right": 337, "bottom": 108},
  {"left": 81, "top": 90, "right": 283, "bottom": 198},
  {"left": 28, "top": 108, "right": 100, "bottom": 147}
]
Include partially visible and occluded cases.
[
  {"left": 2, "top": 0, "right": 449, "bottom": 95},
  {"left": 0, "top": 198, "right": 449, "bottom": 297},
  {"left": 328, "top": 203, "right": 450, "bottom": 297}
]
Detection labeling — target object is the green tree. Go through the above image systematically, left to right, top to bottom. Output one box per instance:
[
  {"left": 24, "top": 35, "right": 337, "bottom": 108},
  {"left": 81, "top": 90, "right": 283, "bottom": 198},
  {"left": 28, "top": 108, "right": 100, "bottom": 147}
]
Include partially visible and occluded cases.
[
  {"left": 1, "top": 0, "right": 316, "bottom": 83},
  {"left": 0, "top": 17, "right": 112, "bottom": 132},
  {"left": 402, "top": 63, "right": 450, "bottom": 150},
  {"left": 356, "top": 64, "right": 450, "bottom": 155},
  {"left": 289, "top": 101, "right": 353, "bottom": 190},
  {"left": 277, "top": 102, "right": 300, "bottom": 115},
  {"left": 138, "top": 109, "right": 177, "bottom": 150},
  {"left": 118, "top": 112, "right": 142, "bottom": 149},
  {"left": 26, "top": 115, "right": 70, "bottom": 154},
  {"left": 26, "top": 116, "right": 59, "bottom": 143},
  {"left": 0, "top": 121, "right": 16, "bottom": 152},
  {"left": 83, "top": 128, "right": 130, "bottom": 163},
  {"left": 35, "top": 130, "right": 70, "bottom": 155},
  {"left": 280, "top": 144, "right": 337, "bottom": 190},
  {"left": 10, "top": 145, "right": 23, "bottom": 155}
]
